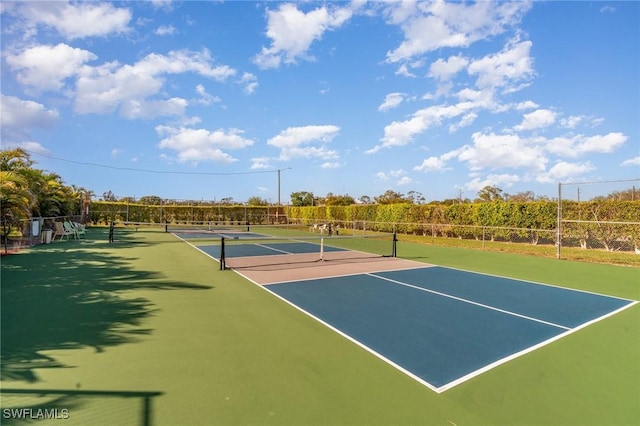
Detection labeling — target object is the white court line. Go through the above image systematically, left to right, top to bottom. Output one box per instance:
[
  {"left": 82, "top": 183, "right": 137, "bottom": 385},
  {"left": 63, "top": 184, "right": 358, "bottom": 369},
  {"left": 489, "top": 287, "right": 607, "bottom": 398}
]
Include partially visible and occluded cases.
[
  {"left": 253, "top": 243, "right": 294, "bottom": 254},
  {"left": 265, "top": 264, "right": 432, "bottom": 286},
  {"left": 434, "top": 264, "right": 638, "bottom": 303},
  {"left": 367, "top": 272, "right": 572, "bottom": 330}
]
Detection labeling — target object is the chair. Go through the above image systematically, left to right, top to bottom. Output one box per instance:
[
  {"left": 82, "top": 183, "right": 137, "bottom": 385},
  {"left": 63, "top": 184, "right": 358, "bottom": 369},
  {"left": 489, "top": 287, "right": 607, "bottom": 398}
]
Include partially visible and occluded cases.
[
  {"left": 63, "top": 221, "right": 79, "bottom": 239},
  {"left": 70, "top": 221, "right": 86, "bottom": 238},
  {"left": 54, "top": 222, "right": 72, "bottom": 240}
]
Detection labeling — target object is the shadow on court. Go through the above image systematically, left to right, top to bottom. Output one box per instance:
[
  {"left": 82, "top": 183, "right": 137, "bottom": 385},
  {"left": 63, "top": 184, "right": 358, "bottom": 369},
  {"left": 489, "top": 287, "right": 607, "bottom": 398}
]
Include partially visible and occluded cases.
[{"left": 1, "top": 230, "right": 212, "bottom": 383}]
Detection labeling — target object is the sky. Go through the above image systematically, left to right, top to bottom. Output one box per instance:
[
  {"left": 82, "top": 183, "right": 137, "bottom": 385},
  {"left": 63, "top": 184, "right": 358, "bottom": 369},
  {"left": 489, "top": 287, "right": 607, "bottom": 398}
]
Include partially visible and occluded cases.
[{"left": 1, "top": 0, "right": 639, "bottom": 204}]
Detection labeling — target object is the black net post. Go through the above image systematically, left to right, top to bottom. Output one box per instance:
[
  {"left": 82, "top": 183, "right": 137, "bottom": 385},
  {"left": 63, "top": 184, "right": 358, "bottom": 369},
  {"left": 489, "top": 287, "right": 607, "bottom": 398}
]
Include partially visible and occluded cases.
[
  {"left": 392, "top": 232, "right": 397, "bottom": 257},
  {"left": 219, "top": 237, "right": 226, "bottom": 270}
]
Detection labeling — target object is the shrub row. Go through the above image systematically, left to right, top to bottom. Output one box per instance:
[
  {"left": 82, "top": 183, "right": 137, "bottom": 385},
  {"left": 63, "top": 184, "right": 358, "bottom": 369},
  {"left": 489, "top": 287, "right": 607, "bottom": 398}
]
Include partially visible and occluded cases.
[
  {"left": 289, "top": 201, "right": 640, "bottom": 249},
  {"left": 289, "top": 201, "right": 640, "bottom": 227},
  {"left": 90, "top": 202, "right": 287, "bottom": 225}
]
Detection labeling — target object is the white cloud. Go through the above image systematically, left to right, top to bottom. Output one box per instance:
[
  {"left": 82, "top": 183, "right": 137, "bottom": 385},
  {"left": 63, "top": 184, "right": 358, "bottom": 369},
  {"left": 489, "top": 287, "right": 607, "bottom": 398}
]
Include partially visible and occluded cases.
[
  {"left": 150, "top": 0, "right": 175, "bottom": 11},
  {"left": 14, "top": 1, "right": 131, "bottom": 40},
  {"left": 385, "top": 1, "right": 532, "bottom": 63},
  {"left": 253, "top": 3, "right": 354, "bottom": 69},
  {"left": 155, "top": 25, "right": 177, "bottom": 36},
  {"left": 467, "top": 38, "right": 534, "bottom": 90},
  {"left": 6, "top": 43, "right": 97, "bottom": 92},
  {"left": 74, "top": 49, "right": 236, "bottom": 118},
  {"left": 133, "top": 50, "right": 235, "bottom": 81},
  {"left": 429, "top": 55, "right": 469, "bottom": 81},
  {"left": 395, "top": 63, "right": 416, "bottom": 78},
  {"left": 239, "top": 72, "right": 259, "bottom": 95},
  {"left": 195, "top": 84, "right": 221, "bottom": 106},
  {"left": 454, "top": 88, "right": 489, "bottom": 104},
  {"left": 378, "top": 93, "right": 405, "bottom": 112},
  {"left": 1, "top": 95, "right": 59, "bottom": 143},
  {"left": 1, "top": 95, "right": 59, "bottom": 130},
  {"left": 120, "top": 98, "right": 188, "bottom": 120},
  {"left": 515, "top": 100, "right": 538, "bottom": 110},
  {"left": 368, "top": 101, "right": 476, "bottom": 153},
  {"left": 514, "top": 108, "right": 556, "bottom": 131},
  {"left": 449, "top": 112, "right": 478, "bottom": 132},
  {"left": 559, "top": 115, "right": 582, "bottom": 129},
  {"left": 268, "top": 125, "right": 340, "bottom": 161},
  {"left": 156, "top": 126, "right": 254, "bottom": 164},
  {"left": 458, "top": 132, "right": 547, "bottom": 172},
  {"left": 545, "top": 132, "right": 627, "bottom": 157},
  {"left": 573, "top": 132, "right": 627, "bottom": 155},
  {"left": 2, "top": 141, "right": 50, "bottom": 156},
  {"left": 414, "top": 156, "right": 450, "bottom": 172},
  {"left": 621, "top": 156, "right": 640, "bottom": 167},
  {"left": 251, "top": 157, "right": 272, "bottom": 170},
  {"left": 536, "top": 161, "right": 595, "bottom": 183},
  {"left": 321, "top": 162, "right": 341, "bottom": 169},
  {"left": 376, "top": 169, "right": 411, "bottom": 185},
  {"left": 375, "top": 172, "right": 389, "bottom": 181},
  {"left": 464, "top": 173, "right": 521, "bottom": 192},
  {"left": 397, "top": 176, "right": 413, "bottom": 186}
]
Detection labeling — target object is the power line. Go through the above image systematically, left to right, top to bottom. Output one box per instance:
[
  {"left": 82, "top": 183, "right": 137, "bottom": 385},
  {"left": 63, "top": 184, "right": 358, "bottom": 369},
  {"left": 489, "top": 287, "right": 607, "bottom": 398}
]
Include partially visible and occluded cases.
[{"left": 26, "top": 149, "right": 277, "bottom": 176}]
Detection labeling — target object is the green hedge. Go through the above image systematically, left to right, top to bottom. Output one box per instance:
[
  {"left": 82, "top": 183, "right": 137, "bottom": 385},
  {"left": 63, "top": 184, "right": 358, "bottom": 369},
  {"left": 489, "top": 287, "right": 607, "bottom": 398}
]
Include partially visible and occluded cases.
[
  {"left": 288, "top": 201, "right": 640, "bottom": 249},
  {"left": 90, "top": 202, "right": 287, "bottom": 225}
]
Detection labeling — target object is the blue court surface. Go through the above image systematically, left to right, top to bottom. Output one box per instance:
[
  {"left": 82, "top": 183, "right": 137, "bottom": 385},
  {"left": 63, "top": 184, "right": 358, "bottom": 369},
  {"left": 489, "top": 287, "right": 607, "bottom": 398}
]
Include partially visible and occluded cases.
[
  {"left": 173, "top": 231, "right": 269, "bottom": 240},
  {"left": 196, "top": 241, "right": 345, "bottom": 259},
  {"left": 262, "top": 266, "right": 637, "bottom": 392}
]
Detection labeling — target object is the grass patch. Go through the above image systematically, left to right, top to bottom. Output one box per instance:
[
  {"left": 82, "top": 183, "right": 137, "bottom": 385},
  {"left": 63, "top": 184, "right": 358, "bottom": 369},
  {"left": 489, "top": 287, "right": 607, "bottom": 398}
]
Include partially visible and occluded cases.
[{"left": 399, "top": 233, "right": 640, "bottom": 267}]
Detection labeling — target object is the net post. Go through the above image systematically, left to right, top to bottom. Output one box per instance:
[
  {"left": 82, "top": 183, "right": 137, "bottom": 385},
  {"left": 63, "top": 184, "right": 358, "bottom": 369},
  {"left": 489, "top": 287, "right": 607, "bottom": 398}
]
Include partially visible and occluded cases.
[
  {"left": 108, "top": 221, "right": 114, "bottom": 243},
  {"left": 392, "top": 232, "right": 397, "bottom": 257},
  {"left": 219, "top": 237, "right": 226, "bottom": 270},
  {"left": 320, "top": 237, "right": 324, "bottom": 261}
]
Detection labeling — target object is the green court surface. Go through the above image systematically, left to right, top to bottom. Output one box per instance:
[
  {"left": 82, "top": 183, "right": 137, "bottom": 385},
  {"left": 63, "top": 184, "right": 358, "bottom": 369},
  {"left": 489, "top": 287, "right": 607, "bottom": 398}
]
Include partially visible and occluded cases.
[{"left": 1, "top": 227, "right": 638, "bottom": 425}]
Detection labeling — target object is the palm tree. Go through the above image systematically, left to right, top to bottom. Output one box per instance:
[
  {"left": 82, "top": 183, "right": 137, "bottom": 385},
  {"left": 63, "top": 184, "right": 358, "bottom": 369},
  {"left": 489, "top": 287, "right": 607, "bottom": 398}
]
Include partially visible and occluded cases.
[
  {"left": 0, "top": 147, "right": 34, "bottom": 171},
  {"left": 0, "top": 170, "right": 35, "bottom": 253},
  {"left": 35, "top": 171, "right": 75, "bottom": 217}
]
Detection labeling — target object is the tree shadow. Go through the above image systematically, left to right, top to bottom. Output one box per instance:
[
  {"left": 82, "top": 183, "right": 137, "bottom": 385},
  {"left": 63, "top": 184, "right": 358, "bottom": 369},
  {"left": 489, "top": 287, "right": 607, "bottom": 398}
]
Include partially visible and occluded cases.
[{"left": 1, "top": 235, "right": 212, "bottom": 383}]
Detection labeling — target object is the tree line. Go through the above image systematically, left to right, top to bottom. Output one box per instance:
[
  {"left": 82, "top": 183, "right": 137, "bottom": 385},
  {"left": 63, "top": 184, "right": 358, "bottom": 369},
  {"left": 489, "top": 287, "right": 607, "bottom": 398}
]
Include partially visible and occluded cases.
[
  {"left": 1, "top": 147, "right": 636, "bottom": 227},
  {"left": 1, "top": 148, "right": 90, "bottom": 227},
  {"left": 290, "top": 185, "right": 638, "bottom": 206}
]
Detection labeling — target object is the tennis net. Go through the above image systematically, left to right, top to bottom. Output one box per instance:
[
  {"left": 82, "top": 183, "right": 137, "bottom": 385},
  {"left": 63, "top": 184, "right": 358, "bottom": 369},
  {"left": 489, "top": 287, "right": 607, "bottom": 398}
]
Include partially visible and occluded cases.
[
  {"left": 110, "top": 221, "right": 253, "bottom": 241},
  {"left": 219, "top": 233, "right": 397, "bottom": 271}
]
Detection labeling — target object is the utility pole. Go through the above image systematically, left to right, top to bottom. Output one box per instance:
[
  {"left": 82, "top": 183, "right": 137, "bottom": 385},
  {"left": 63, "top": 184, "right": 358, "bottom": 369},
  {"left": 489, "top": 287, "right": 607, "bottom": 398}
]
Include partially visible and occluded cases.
[{"left": 277, "top": 168, "right": 292, "bottom": 205}]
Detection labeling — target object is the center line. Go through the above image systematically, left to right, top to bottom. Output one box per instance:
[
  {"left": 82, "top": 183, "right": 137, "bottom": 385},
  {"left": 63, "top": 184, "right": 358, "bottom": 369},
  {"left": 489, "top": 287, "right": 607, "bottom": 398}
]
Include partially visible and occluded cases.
[{"left": 367, "top": 273, "right": 572, "bottom": 331}]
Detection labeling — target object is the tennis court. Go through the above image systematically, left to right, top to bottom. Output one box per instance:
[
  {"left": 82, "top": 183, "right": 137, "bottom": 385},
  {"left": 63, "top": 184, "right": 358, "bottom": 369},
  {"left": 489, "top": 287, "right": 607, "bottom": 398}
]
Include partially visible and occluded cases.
[
  {"left": 2, "top": 226, "right": 639, "bottom": 425},
  {"left": 186, "top": 229, "right": 637, "bottom": 393}
]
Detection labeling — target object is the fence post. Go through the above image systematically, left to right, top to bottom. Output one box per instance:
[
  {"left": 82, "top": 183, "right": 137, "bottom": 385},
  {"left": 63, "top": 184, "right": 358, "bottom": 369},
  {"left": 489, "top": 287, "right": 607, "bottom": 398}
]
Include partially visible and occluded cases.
[{"left": 557, "top": 182, "right": 562, "bottom": 259}]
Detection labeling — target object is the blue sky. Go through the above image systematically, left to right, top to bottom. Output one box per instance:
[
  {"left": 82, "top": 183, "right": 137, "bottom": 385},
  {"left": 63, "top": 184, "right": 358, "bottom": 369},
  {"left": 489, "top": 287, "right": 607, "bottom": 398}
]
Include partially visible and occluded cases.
[{"left": 1, "top": 1, "right": 638, "bottom": 203}]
